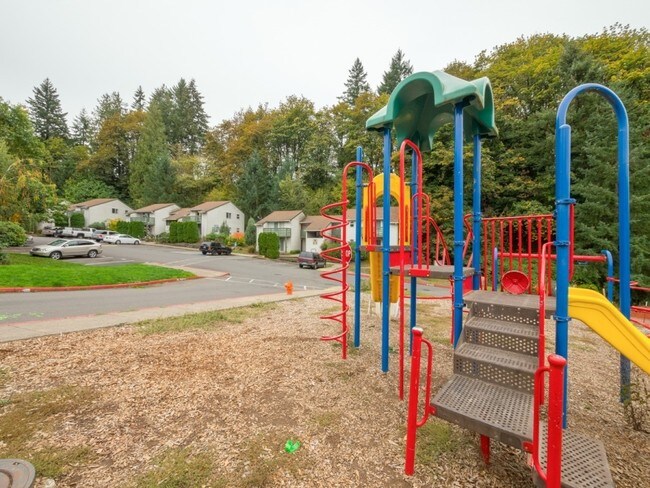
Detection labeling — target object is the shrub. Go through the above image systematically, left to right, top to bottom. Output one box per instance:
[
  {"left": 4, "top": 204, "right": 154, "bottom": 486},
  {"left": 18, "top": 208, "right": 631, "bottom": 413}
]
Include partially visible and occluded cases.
[
  {"left": 70, "top": 212, "right": 85, "bottom": 227},
  {"left": 107, "top": 219, "right": 122, "bottom": 231},
  {"left": 0, "top": 221, "right": 27, "bottom": 247},
  {"left": 89, "top": 221, "right": 106, "bottom": 229},
  {"left": 116, "top": 221, "right": 130, "bottom": 234},
  {"left": 128, "top": 221, "right": 145, "bottom": 238},
  {"left": 169, "top": 222, "right": 199, "bottom": 243},
  {"left": 155, "top": 232, "right": 170, "bottom": 243},
  {"left": 261, "top": 232, "right": 280, "bottom": 259},
  {"left": 0, "top": 247, "right": 8, "bottom": 265}
]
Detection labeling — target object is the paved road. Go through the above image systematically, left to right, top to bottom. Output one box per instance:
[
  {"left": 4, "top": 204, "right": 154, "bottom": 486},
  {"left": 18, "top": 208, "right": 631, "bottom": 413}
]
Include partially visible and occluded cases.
[{"left": 0, "top": 238, "right": 333, "bottom": 325}]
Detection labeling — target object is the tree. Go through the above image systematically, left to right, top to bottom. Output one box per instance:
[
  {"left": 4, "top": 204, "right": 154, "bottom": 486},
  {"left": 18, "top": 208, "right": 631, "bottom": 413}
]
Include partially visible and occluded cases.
[
  {"left": 377, "top": 49, "right": 413, "bottom": 95},
  {"left": 340, "top": 58, "right": 371, "bottom": 105},
  {"left": 27, "top": 78, "right": 69, "bottom": 140},
  {"left": 166, "top": 78, "right": 210, "bottom": 154},
  {"left": 132, "top": 86, "right": 146, "bottom": 111},
  {"left": 93, "top": 92, "right": 125, "bottom": 132},
  {"left": 0, "top": 98, "right": 45, "bottom": 160},
  {"left": 130, "top": 107, "right": 174, "bottom": 207},
  {"left": 71, "top": 108, "right": 94, "bottom": 146},
  {"left": 234, "top": 152, "right": 277, "bottom": 221},
  {"left": 63, "top": 178, "right": 116, "bottom": 203},
  {"left": 244, "top": 217, "right": 256, "bottom": 245}
]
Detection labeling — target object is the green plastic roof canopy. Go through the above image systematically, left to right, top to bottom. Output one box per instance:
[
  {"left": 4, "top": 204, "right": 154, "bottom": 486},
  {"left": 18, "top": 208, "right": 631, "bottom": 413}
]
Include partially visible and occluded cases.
[{"left": 366, "top": 71, "right": 498, "bottom": 151}]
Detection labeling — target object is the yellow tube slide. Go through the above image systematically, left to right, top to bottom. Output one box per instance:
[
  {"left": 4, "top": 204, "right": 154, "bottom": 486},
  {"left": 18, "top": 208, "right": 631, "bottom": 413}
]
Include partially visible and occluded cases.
[
  {"left": 369, "top": 251, "right": 399, "bottom": 303},
  {"left": 568, "top": 287, "right": 650, "bottom": 375}
]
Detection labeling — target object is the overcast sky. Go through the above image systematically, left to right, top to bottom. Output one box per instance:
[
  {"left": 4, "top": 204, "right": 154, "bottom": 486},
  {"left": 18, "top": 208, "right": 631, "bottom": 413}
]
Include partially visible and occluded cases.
[{"left": 1, "top": 0, "right": 647, "bottom": 126}]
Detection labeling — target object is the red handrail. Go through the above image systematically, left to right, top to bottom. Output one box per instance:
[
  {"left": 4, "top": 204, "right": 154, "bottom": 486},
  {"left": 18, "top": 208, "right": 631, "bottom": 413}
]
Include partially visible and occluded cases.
[
  {"left": 320, "top": 161, "right": 375, "bottom": 360},
  {"left": 405, "top": 328, "right": 435, "bottom": 476},
  {"left": 525, "top": 354, "right": 566, "bottom": 488}
]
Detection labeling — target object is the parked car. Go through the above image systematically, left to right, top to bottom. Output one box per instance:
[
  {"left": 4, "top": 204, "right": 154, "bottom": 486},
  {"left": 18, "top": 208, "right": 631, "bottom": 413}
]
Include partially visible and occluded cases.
[
  {"left": 41, "top": 226, "right": 59, "bottom": 237},
  {"left": 59, "top": 227, "right": 97, "bottom": 238},
  {"left": 92, "top": 230, "right": 118, "bottom": 242},
  {"left": 103, "top": 234, "right": 140, "bottom": 245},
  {"left": 30, "top": 239, "right": 103, "bottom": 260},
  {"left": 199, "top": 242, "right": 232, "bottom": 255},
  {"left": 298, "top": 251, "right": 326, "bottom": 269}
]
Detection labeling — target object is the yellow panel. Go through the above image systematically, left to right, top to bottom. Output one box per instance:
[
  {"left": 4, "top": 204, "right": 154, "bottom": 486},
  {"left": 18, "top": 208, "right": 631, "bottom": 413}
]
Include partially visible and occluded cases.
[{"left": 362, "top": 172, "right": 411, "bottom": 246}]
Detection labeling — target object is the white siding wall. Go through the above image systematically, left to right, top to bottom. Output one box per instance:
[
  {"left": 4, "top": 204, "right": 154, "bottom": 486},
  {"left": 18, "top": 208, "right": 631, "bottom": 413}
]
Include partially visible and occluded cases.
[
  {"left": 85, "top": 201, "right": 133, "bottom": 226},
  {"left": 200, "top": 203, "right": 245, "bottom": 237},
  {"left": 152, "top": 205, "right": 180, "bottom": 235},
  {"left": 346, "top": 220, "right": 399, "bottom": 246}
]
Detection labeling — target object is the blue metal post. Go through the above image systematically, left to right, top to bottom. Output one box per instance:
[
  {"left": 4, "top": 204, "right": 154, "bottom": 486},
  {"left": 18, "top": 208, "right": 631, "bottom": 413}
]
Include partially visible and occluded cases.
[
  {"left": 555, "top": 83, "right": 630, "bottom": 423},
  {"left": 452, "top": 101, "right": 468, "bottom": 347},
  {"left": 381, "top": 128, "right": 392, "bottom": 372},
  {"left": 472, "top": 134, "right": 482, "bottom": 290},
  {"left": 354, "top": 146, "right": 364, "bottom": 348},
  {"left": 410, "top": 148, "right": 419, "bottom": 351},
  {"left": 602, "top": 250, "right": 614, "bottom": 303}
]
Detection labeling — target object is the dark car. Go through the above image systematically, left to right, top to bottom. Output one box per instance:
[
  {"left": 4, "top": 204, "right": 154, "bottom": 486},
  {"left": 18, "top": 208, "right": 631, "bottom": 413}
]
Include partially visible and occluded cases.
[
  {"left": 200, "top": 241, "right": 232, "bottom": 256},
  {"left": 298, "top": 251, "right": 326, "bottom": 269}
]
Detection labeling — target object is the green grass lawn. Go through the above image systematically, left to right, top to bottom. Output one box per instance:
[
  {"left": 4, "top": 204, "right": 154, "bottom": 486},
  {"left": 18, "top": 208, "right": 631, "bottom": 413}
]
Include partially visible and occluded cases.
[{"left": 0, "top": 253, "right": 195, "bottom": 288}]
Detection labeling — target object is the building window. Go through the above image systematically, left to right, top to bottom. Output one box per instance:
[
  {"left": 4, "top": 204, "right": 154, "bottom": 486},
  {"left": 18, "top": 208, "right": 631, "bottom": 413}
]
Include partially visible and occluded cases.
[
  {"left": 112, "top": 208, "right": 118, "bottom": 214},
  {"left": 226, "top": 212, "right": 232, "bottom": 219},
  {"left": 236, "top": 214, "right": 239, "bottom": 219}
]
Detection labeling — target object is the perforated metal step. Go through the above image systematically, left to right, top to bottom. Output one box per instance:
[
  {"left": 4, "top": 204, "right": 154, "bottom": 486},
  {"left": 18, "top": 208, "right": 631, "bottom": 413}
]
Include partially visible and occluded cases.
[
  {"left": 389, "top": 264, "right": 474, "bottom": 279},
  {"left": 464, "top": 290, "right": 556, "bottom": 325},
  {"left": 464, "top": 316, "right": 539, "bottom": 357},
  {"left": 454, "top": 342, "right": 537, "bottom": 392},
  {"left": 432, "top": 374, "right": 533, "bottom": 449},
  {"left": 533, "top": 422, "right": 614, "bottom": 488}
]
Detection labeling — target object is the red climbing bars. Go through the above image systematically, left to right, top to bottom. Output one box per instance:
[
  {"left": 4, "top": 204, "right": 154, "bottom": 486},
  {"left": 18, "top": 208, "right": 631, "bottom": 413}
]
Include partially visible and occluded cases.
[{"left": 320, "top": 161, "right": 375, "bottom": 360}]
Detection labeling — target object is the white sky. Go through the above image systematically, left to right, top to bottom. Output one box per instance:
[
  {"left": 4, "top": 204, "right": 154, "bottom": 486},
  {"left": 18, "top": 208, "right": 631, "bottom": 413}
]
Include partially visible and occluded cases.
[{"left": 1, "top": 0, "right": 648, "bottom": 125}]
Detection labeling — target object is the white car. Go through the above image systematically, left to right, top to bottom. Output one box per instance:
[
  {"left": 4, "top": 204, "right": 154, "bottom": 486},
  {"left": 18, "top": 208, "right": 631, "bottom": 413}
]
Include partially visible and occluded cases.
[{"left": 103, "top": 234, "right": 141, "bottom": 245}]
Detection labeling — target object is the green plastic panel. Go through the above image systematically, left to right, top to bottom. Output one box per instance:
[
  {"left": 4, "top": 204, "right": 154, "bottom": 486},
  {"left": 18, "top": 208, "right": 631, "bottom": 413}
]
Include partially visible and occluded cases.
[{"left": 366, "top": 71, "right": 498, "bottom": 151}]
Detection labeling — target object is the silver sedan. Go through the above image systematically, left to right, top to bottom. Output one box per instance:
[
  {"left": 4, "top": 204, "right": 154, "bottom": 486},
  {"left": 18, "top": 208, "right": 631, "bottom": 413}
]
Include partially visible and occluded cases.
[{"left": 30, "top": 239, "right": 103, "bottom": 260}]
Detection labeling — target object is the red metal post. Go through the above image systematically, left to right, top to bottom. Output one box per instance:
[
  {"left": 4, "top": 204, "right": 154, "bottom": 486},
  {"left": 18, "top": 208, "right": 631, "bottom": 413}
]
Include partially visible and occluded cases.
[
  {"left": 405, "top": 328, "right": 424, "bottom": 475},
  {"left": 546, "top": 354, "right": 567, "bottom": 488},
  {"left": 480, "top": 435, "right": 491, "bottom": 465}
]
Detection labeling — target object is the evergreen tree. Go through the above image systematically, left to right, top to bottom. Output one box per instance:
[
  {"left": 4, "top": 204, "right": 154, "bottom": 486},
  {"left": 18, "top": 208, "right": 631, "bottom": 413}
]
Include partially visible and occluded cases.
[
  {"left": 377, "top": 49, "right": 413, "bottom": 95},
  {"left": 340, "top": 58, "right": 371, "bottom": 105},
  {"left": 27, "top": 78, "right": 69, "bottom": 140},
  {"left": 166, "top": 78, "right": 209, "bottom": 154},
  {"left": 187, "top": 79, "right": 209, "bottom": 153},
  {"left": 132, "top": 86, "right": 146, "bottom": 111},
  {"left": 93, "top": 92, "right": 125, "bottom": 131},
  {"left": 130, "top": 106, "right": 174, "bottom": 207},
  {"left": 71, "top": 108, "right": 94, "bottom": 146},
  {"left": 235, "top": 152, "right": 277, "bottom": 221},
  {"left": 244, "top": 217, "right": 256, "bottom": 245}
]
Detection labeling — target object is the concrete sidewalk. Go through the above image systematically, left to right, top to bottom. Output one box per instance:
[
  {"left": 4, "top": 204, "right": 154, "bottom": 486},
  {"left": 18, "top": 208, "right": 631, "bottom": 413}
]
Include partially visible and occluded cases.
[{"left": 0, "top": 287, "right": 333, "bottom": 343}]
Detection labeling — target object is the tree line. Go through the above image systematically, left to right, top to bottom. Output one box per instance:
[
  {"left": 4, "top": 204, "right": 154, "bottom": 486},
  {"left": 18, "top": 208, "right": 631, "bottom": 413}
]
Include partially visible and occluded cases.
[{"left": 0, "top": 25, "right": 647, "bottom": 285}]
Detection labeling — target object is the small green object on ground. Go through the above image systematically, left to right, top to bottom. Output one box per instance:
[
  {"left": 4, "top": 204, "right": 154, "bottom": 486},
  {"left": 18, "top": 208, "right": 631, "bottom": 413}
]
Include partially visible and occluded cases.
[{"left": 284, "top": 440, "right": 300, "bottom": 453}]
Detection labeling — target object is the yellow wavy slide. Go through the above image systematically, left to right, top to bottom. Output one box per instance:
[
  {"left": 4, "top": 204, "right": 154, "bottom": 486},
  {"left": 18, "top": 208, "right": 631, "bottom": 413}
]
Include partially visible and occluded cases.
[{"left": 568, "top": 287, "right": 650, "bottom": 375}]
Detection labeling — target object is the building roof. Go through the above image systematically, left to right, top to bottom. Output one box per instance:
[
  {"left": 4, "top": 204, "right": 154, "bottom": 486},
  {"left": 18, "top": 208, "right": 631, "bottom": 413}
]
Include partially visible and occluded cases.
[
  {"left": 68, "top": 198, "right": 117, "bottom": 211},
  {"left": 190, "top": 201, "right": 229, "bottom": 213},
  {"left": 132, "top": 203, "right": 177, "bottom": 214},
  {"left": 346, "top": 206, "right": 400, "bottom": 223},
  {"left": 165, "top": 208, "right": 191, "bottom": 221},
  {"left": 256, "top": 210, "right": 304, "bottom": 225},
  {"left": 301, "top": 215, "right": 334, "bottom": 232}
]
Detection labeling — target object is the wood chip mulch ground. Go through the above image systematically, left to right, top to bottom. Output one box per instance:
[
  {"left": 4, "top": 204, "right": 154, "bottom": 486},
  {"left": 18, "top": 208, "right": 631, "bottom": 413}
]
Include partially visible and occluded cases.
[{"left": 0, "top": 294, "right": 648, "bottom": 487}]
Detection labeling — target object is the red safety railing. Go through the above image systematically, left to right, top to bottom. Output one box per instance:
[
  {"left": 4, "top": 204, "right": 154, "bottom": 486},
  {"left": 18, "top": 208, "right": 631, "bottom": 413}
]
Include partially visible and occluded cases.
[
  {"left": 320, "top": 161, "right": 375, "bottom": 359},
  {"left": 463, "top": 213, "right": 555, "bottom": 294},
  {"left": 631, "top": 285, "right": 650, "bottom": 336},
  {"left": 404, "top": 328, "right": 435, "bottom": 476},
  {"left": 523, "top": 354, "right": 567, "bottom": 488}
]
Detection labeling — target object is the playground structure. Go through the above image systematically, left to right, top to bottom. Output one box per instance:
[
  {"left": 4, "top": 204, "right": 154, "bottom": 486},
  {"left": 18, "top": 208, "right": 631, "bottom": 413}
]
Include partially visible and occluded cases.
[{"left": 319, "top": 71, "right": 650, "bottom": 487}]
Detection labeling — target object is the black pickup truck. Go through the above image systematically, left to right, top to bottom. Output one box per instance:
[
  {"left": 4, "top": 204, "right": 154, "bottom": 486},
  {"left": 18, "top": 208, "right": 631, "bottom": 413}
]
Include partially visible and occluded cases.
[{"left": 200, "top": 241, "right": 232, "bottom": 256}]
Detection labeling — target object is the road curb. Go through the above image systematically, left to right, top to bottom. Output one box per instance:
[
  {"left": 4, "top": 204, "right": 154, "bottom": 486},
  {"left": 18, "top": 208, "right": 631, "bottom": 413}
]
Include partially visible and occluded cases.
[{"left": 0, "top": 275, "right": 203, "bottom": 294}]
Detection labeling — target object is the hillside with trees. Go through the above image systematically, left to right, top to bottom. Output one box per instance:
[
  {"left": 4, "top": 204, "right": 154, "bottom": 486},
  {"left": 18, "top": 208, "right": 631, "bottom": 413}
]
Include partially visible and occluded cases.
[{"left": 0, "top": 25, "right": 647, "bottom": 285}]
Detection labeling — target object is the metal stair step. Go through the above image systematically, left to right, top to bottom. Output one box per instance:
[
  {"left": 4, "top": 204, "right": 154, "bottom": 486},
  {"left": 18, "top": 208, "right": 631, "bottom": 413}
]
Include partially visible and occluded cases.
[
  {"left": 464, "top": 290, "right": 556, "bottom": 325},
  {"left": 464, "top": 316, "right": 539, "bottom": 356},
  {"left": 454, "top": 342, "right": 537, "bottom": 392},
  {"left": 432, "top": 374, "right": 532, "bottom": 449},
  {"left": 533, "top": 422, "right": 614, "bottom": 488}
]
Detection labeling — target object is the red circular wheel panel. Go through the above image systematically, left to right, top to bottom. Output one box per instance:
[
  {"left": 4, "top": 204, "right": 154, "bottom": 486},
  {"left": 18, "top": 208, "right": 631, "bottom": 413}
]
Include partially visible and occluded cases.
[{"left": 502, "top": 270, "right": 530, "bottom": 295}]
